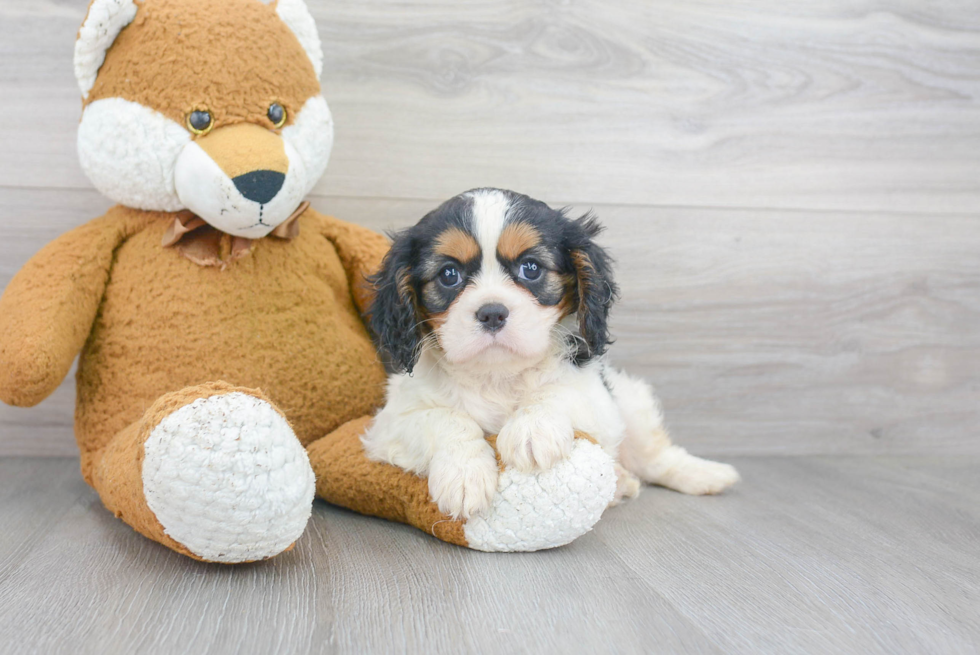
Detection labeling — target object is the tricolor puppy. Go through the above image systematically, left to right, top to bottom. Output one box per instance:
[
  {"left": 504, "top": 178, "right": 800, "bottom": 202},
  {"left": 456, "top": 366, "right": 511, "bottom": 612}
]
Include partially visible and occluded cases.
[{"left": 364, "top": 189, "right": 739, "bottom": 519}]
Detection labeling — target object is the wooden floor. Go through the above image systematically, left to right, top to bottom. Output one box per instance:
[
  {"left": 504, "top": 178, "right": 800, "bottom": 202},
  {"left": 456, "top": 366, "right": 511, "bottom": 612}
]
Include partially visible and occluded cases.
[{"left": 0, "top": 456, "right": 977, "bottom": 654}]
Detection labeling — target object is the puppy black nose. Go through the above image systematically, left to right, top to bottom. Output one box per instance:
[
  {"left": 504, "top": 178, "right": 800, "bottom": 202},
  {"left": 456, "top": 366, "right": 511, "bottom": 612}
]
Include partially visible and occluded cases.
[
  {"left": 232, "top": 170, "right": 285, "bottom": 204},
  {"left": 476, "top": 303, "right": 509, "bottom": 333}
]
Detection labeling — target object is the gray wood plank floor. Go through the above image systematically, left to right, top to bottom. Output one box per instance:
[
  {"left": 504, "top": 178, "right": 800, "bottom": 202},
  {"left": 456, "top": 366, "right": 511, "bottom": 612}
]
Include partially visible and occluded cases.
[{"left": 0, "top": 456, "right": 976, "bottom": 655}]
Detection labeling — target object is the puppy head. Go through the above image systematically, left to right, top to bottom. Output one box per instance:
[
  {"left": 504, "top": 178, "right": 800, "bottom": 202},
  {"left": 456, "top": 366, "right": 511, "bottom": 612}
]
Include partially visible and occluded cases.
[{"left": 369, "top": 188, "right": 618, "bottom": 374}]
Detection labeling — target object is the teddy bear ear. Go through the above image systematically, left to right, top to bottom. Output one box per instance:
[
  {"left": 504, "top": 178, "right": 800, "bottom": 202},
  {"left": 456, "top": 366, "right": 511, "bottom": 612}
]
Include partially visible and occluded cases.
[
  {"left": 74, "top": 0, "right": 139, "bottom": 100},
  {"left": 272, "top": 0, "right": 324, "bottom": 79}
]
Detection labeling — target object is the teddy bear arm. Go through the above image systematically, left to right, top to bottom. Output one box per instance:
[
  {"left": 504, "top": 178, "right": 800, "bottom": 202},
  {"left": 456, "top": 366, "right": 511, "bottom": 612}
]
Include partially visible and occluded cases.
[
  {"left": 311, "top": 210, "right": 390, "bottom": 316},
  {"left": 0, "top": 213, "right": 138, "bottom": 407}
]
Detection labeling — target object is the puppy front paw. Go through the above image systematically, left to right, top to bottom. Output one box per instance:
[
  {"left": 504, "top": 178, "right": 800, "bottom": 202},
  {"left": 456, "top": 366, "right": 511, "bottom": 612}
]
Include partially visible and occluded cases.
[
  {"left": 497, "top": 407, "right": 574, "bottom": 473},
  {"left": 428, "top": 442, "right": 499, "bottom": 520}
]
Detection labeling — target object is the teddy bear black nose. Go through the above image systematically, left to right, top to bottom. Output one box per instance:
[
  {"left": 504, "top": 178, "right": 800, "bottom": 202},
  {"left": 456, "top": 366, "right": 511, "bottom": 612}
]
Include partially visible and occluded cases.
[{"left": 232, "top": 170, "right": 285, "bottom": 204}]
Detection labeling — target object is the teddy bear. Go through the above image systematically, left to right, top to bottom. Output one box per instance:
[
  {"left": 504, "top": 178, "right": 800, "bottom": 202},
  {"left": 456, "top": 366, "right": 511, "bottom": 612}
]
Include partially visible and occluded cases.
[{"left": 0, "top": 0, "right": 617, "bottom": 563}]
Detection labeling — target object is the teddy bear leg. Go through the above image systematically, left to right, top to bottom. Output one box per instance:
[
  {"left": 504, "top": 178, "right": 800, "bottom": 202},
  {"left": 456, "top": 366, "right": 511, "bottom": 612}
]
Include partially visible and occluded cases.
[
  {"left": 89, "top": 382, "right": 315, "bottom": 563},
  {"left": 305, "top": 416, "right": 470, "bottom": 546},
  {"left": 306, "top": 417, "right": 618, "bottom": 552}
]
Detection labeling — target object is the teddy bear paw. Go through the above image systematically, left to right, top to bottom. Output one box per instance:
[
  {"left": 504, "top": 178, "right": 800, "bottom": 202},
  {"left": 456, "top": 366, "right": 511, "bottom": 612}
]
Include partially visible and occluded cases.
[
  {"left": 141, "top": 392, "right": 315, "bottom": 563},
  {"left": 462, "top": 438, "right": 617, "bottom": 552}
]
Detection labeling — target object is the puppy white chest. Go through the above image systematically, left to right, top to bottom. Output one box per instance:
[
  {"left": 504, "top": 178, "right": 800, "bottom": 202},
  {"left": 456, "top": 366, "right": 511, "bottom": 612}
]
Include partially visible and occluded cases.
[{"left": 453, "top": 373, "right": 536, "bottom": 435}]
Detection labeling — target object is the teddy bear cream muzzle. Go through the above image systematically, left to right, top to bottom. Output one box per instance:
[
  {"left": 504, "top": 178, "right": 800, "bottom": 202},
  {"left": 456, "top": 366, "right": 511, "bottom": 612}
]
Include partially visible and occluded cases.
[
  {"left": 77, "top": 93, "right": 333, "bottom": 240},
  {"left": 174, "top": 122, "right": 311, "bottom": 239}
]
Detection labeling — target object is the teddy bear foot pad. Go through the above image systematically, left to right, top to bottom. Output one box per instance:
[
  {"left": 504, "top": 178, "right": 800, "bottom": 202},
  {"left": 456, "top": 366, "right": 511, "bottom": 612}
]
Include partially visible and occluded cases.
[
  {"left": 91, "top": 383, "right": 315, "bottom": 563},
  {"left": 142, "top": 391, "right": 316, "bottom": 563},
  {"left": 308, "top": 417, "right": 618, "bottom": 552}
]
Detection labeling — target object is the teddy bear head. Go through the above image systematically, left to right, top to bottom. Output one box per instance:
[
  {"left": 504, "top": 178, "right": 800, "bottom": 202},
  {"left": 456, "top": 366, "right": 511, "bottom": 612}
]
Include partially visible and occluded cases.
[{"left": 75, "top": 0, "right": 332, "bottom": 238}]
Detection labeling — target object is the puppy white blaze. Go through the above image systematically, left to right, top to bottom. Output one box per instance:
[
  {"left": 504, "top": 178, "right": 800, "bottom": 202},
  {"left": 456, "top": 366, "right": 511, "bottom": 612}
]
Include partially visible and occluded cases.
[
  {"left": 467, "top": 188, "right": 510, "bottom": 272},
  {"left": 437, "top": 189, "right": 559, "bottom": 367}
]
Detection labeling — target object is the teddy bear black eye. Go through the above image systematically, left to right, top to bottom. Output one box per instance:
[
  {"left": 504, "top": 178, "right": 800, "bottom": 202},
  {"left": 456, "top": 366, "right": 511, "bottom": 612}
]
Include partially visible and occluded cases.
[
  {"left": 268, "top": 103, "right": 287, "bottom": 129},
  {"left": 187, "top": 110, "right": 213, "bottom": 135},
  {"left": 518, "top": 259, "right": 541, "bottom": 281},
  {"left": 438, "top": 265, "right": 462, "bottom": 288}
]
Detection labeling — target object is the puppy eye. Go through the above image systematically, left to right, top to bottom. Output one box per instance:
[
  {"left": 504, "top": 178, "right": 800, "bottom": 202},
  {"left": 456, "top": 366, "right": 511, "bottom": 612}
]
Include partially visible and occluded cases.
[
  {"left": 268, "top": 102, "right": 287, "bottom": 129},
  {"left": 187, "top": 109, "right": 213, "bottom": 135},
  {"left": 518, "top": 259, "right": 542, "bottom": 281},
  {"left": 438, "top": 265, "right": 462, "bottom": 287}
]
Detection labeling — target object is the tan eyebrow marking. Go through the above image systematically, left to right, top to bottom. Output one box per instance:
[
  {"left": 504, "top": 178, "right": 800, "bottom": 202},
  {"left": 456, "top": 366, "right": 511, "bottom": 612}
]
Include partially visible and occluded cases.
[
  {"left": 497, "top": 222, "right": 541, "bottom": 261},
  {"left": 434, "top": 227, "right": 480, "bottom": 263}
]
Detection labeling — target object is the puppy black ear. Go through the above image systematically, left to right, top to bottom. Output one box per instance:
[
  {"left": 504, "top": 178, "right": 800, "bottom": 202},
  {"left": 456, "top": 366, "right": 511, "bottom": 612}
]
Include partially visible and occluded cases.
[
  {"left": 567, "top": 212, "right": 618, "bottom": 364},
  {"left": 367, "top": 232, "right": 422, "bottom": 374}
]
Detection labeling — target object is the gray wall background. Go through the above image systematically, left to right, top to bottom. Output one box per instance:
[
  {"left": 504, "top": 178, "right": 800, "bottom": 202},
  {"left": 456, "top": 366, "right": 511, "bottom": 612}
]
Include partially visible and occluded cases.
[{"left": 1, "top": 0, "right": 977, "bottom": 456}]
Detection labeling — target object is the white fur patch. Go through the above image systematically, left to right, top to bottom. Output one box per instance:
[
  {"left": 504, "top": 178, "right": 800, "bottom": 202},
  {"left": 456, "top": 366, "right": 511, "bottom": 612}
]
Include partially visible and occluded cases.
[
  {"left": 74, "top": 0, "right": 138, "bottom": 99},
  {"left": 275, "top": 0, "right": 324, "bottom": 78},
  {"left": 78, "top": 95, "right": 332, "bottom": 232},
  {"left": 281, "top": 95, "right": 334, "bottom": 192},
  {"left": 172, "top": 96, "right": 331, "bottom": 237},
  {"left": 78, "top": 97, "right": 189, "bottom": 211},
  {"left": 173, "top": 138, "right": 309, "bottom": 238},
  {"left": 468, "top": 188, "right": 511, "bottom": 273},
  {"left": 142, "top": 392, "right": 315, "bottom": 563},
  {"left": 463, "top": 439, "right": 616, "bottom": 552}
]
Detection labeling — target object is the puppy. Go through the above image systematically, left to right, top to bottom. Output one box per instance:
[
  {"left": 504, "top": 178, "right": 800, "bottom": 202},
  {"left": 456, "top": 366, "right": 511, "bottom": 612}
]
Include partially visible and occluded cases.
[{"left": 363, "top": 188, "right": 739, "bottom": 519}]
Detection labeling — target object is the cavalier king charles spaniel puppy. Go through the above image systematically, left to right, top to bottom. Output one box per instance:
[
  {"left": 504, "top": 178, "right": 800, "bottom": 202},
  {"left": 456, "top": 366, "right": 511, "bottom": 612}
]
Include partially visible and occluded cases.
[{"left": 363, "top": 188, "right": 739, "bottom": 519}]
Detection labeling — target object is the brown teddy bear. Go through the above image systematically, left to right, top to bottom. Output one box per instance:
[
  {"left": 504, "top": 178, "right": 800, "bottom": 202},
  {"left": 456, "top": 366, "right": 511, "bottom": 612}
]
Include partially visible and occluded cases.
[{"left": 0, "top": 0, "right": 617, "bottom": 562}]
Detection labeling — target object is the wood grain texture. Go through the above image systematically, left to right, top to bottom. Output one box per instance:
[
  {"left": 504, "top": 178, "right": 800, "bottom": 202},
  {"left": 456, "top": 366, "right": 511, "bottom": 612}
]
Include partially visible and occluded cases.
[
  {"left": 1, "top": 0, "right": 979, "bottom": 212},
  {"left": 3, "top": 190, "right": 977, "bottom": 456},
  {"left": 0, "top": 456, "right": 977, "bottom": 654},
  {"left": 595, "top": 456, "right": 980, "bottom": 654}
]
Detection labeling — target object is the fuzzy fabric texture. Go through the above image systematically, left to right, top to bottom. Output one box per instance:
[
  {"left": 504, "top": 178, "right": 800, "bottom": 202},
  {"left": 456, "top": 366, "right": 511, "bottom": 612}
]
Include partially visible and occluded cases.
[
  {"left": 74, "top": 0, "right": 138, "bottom": 99},
  {"left": 76, "top": 0, "right": 333, "bottom": 223},
  {"left": 83, "top": 0, "right": 321, "bottom": 128},
  {"left": 274, "top": 0, "right": 324, "bottom": 78},
  {"left": 78, "top": 97, "right": 190, "bottom": 211},
  {"left": 0, "top": 203, "right": 389, "bottom": 467},
  {"left": 0, "top": 203, "right": 390, "bottom": 561},
  {"left": 70, "top": 205, "right": 389, "bottom": 471},
  {"left": 93, "top": 381, "right": 311, "bottom": 562},
  {"left": 143, "top": 389, "right": 315, "bottom": 563},
  {"left": 309, "top": 416, "right": 470, "bottom": 547},
  {"left": 310, "top": 418, "right": 617, "bottom": 552},
  {"left": 463, "top": 437, "right": 617, "bottom": 552}
]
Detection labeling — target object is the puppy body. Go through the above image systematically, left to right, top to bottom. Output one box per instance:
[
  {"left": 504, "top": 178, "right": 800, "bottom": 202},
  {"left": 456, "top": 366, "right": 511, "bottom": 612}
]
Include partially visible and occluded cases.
[{"left": 364, "top": 189, "right": 739, "bottom": 519}]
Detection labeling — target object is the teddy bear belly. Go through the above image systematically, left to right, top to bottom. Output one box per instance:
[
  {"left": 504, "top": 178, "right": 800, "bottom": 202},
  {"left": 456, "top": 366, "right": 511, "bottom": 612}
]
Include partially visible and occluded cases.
[{"left": 73, "top": 228, "right": 386, "bottom": 456}]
